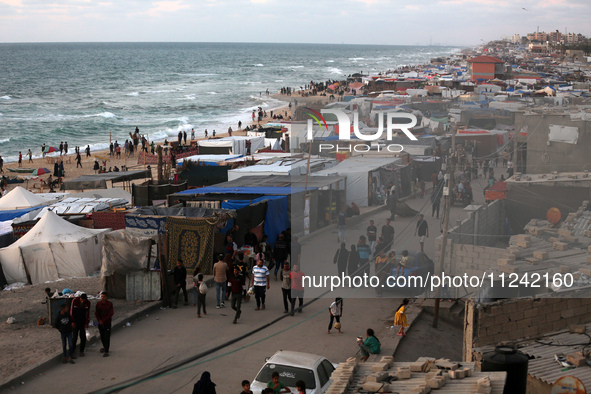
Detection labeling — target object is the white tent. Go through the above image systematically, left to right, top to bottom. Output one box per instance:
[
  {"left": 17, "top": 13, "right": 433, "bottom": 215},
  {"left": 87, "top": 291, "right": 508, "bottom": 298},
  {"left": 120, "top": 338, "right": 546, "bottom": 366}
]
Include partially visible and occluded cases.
[
  {"left": 198, "top": 136, "right": 265, "bottom": 155},
  {"left": 313, "top": 156, "right": 402, "bottom": 206},
  {"left": 0, "top": 186, "right": 56, "bottom": 211},
  {"left": 0, "top": 210, "right": 110, "bottom": 284}
]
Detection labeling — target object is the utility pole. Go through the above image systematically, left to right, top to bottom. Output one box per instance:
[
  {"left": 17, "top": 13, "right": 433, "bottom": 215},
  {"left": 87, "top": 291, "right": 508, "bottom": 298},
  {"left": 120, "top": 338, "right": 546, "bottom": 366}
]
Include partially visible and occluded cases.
[{"left": 433, "top": 124, "right": 456, "bottom": 328}]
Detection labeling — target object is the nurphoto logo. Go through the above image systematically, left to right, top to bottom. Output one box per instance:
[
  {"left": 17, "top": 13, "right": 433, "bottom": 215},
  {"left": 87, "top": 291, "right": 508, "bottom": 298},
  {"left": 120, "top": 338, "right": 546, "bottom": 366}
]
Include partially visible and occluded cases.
[{"left": 305, "top": 108, "right": 418, "bottom": 152}]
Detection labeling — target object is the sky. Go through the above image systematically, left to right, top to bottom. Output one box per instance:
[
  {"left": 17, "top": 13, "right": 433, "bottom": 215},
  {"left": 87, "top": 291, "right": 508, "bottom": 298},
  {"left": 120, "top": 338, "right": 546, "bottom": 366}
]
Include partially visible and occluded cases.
[{"left": 0, "top": 0, "right": 590, "bottom": 46}]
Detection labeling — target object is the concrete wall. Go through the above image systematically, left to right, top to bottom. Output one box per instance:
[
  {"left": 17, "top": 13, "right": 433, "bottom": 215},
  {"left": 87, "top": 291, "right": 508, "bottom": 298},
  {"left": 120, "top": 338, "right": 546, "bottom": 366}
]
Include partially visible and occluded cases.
[
  {"left": 515, "top": 112, "right": 591, "bottom": 173},
  {"left": 433, "top": 200, "right": 507, "bottom": 298},
  {"left": 464, "top": 297, "right": 591, "bottom": 361}
]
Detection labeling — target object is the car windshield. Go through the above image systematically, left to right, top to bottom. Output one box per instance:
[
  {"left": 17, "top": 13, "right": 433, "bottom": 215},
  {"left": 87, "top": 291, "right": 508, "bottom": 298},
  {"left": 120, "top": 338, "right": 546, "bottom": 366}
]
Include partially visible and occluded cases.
[{"left": 255, "top": 363, "right": 316, "bottom": 389}]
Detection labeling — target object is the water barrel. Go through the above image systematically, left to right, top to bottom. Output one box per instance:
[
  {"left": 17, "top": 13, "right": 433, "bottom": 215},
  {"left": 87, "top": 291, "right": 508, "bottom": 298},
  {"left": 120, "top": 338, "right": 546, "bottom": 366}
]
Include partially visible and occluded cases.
[{"left": 482, "top": 344, "right": 529, "bottom": 394}]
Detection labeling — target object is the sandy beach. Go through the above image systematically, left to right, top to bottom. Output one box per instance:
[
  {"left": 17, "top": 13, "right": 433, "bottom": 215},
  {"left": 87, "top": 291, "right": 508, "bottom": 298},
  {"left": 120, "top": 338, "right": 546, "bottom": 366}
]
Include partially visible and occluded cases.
[{"left": 0, "top": 99, "right": 306, "bottom": 194}]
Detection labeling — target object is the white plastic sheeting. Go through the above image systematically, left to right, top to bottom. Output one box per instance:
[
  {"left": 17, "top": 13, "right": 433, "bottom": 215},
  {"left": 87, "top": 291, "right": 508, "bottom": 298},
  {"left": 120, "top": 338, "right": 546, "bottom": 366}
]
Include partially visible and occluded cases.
[
  {"left": 548, "top": 125, "right": 579, "bottom": 144},
  {"left": 198, "top": 136, "right": 265, "bottom": 155},
  {"left": 313, "top": 157, "right": 401, "bottom": 206},
  {"left": 227, "top": 158, "right": 336, "bottom": 181},
  {"left": 0, "top": 210, "right": 109, "bottom": 284},
  {"left": 101, "top": 230, "right": 152, "bottom": 277}
]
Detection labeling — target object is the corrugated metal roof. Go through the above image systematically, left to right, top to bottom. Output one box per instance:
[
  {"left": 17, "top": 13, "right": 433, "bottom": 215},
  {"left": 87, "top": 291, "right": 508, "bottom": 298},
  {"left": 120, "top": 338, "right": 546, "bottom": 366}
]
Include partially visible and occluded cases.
[{"left": 475, "top": 323, "right": 591, "bottom": 387}]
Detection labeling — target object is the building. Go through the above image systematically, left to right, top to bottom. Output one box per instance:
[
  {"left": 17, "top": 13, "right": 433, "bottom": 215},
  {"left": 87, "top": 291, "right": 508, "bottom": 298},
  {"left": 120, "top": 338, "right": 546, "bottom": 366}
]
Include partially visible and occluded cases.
[{"left": 467, "top": 55, "right": 505, "bottom": 81}]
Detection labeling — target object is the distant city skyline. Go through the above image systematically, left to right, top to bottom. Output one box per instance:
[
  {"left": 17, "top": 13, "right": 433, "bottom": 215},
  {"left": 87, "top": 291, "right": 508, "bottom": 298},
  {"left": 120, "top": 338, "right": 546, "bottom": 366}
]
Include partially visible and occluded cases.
[{"left": 1, "top": 0, "right": 590, "bottom": 46}]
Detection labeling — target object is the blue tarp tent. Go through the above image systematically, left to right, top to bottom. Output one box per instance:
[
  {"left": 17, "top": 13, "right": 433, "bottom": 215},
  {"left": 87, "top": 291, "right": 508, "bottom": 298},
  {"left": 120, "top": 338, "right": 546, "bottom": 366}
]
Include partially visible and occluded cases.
[
  {"left": 222, "top": 195, "right": 288, "bottom": 244},
  {"left": 0, "top": 206, "right": 45, "bottom": 222}
]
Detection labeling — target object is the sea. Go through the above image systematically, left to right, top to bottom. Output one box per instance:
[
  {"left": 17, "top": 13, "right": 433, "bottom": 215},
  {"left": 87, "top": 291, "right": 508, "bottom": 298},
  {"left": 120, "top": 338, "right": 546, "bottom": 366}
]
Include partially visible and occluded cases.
[{"left": 0, "top": 42, "right": 460, "bottom": 163}]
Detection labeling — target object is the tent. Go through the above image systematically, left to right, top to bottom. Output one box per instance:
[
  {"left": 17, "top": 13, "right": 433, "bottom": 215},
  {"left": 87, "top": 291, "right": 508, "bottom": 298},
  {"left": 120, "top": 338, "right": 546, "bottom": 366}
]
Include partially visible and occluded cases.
[
  {"left": 197, "top": 136, "right": 265, "bottom": 155},
  {"left": 313, "top": 157, "right": 402, "bottom": 206},
  {"left": 227, "top": 158, "right": 335, "bottom": 181},
  {"left": 61, "top": 169, "right": 152, "bottom": 190},
  {"left": 0, "top": 186, "right": 55, "bottom": 211},
  {"left": 0, "top": 210, "right": 110, "bottom": 284}
]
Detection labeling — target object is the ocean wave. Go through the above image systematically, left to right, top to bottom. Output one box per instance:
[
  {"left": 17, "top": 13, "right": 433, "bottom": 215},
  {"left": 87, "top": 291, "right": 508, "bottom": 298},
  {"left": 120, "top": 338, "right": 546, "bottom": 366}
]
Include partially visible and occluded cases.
[
  {"left": 349, "top": 57, "right": 365, "bottom": 61},
  {"left": 326, "top": 60, "right": 335, "bottom": 63},
  {"left": 254, "top": 64, "right": 264, "bottom": 67},
  {"left": 288, "top": 65, "right": 304, "bottom": 68},
  {"left": 326, "top": 67, "right": 344, "bottom": 75},
  {"left": 142, "top": 89, "right": 176, "bottom": 94},
  {"left": 206, "top": 91, "right": 217, "bottom": 95},
  {"left": 127, "top": 92, "right": 139, "bottom": 97},
  {"left": 185, "top": 94, "right": 196, "bottom": 100},
  {"left": 1, "top": 95, "right": 11, "bottom": 100},
  {"left": 84, "top": 112, "right": 116, "bottom": 119},
  {"left": 0, "top": 138, "right": 9, "bottom": 144}
]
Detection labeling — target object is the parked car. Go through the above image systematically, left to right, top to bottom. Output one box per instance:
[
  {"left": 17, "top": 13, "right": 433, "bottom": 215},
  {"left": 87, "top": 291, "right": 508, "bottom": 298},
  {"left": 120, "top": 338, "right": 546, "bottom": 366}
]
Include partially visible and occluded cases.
[{"left": 250, "top": 350, "right": 337, "bottom": 394}]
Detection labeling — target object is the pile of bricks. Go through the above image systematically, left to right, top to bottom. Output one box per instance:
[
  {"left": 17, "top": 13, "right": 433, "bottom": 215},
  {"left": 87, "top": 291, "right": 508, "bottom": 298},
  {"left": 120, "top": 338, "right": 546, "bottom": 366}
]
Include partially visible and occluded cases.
[{"left": 329, "top": 358, "right": 506, "bottom": 393}]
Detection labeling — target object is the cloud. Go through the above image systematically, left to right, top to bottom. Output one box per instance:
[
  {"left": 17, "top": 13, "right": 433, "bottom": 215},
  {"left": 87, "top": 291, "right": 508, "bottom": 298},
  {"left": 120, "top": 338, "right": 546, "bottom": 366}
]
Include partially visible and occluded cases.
[
  {"left": 0, "top": 0, "right": 23, "bottom": 5},
  {"left": 145, "top": 1, "right": 190, "bottom": 16}
]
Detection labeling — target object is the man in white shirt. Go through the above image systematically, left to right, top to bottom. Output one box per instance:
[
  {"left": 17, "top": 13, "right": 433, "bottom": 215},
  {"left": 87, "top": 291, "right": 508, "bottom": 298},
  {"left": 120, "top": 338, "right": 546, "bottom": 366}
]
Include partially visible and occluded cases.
[{"left": 251, "top": 259, "right": 270, "bottom": 311}]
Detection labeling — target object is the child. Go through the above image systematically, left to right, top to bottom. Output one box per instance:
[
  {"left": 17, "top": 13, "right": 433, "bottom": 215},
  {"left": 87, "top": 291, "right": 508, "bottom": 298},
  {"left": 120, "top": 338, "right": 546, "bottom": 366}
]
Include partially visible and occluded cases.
[
  {"left": 395, "top": 250, "right": 408, "bottom": 277},
  {"left": 196, "top": 274, "right": 207, "bottom": 318},
  {"left": 328, "top": 297, "right": 343, "bottom": 334},
  {"left": 394, "top": 298, "right": 410, "bottom": 336},
  {"left": 54, "top": 304, "right": 75, "bottom": 364},
  {"left": 267, "top": 371, "right": 291, "bottom": 393},
  {"left": 240, "top": 379, "right": 253, "bottom": 394},
  {"left": 295, "top": 380, "right": 306, "bottom": 394}
]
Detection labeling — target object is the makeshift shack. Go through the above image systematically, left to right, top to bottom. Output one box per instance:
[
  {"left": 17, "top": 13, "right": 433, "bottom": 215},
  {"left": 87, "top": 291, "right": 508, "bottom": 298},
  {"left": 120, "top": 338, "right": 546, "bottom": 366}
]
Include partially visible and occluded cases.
[
  {"left": 197, "top": 136, "right": 265, "bottom": 155},
  {"left": 313, "top": 156, "right": 403, "bottom": 206},
  {"left": 61, "top": 169, "right": 152, "bottom": 191},
  {"left": 0, "top": 210, "right": 109, "bottom": 284},
  {"left": 100, "top": 230, "right": 156, "bottom": 300}
]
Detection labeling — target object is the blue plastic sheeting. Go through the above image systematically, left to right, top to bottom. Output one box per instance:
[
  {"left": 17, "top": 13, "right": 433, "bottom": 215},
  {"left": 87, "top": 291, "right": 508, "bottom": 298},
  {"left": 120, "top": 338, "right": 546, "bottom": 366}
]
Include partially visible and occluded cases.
[
  {"left": 176, "top": 186, "right": 313, "bottom": 196},
  {"left": 221, "top": 195, "right": 288, "bottom": 244},
  {"left": 0, "top": 206, "right": 44, "bottom": 222}
]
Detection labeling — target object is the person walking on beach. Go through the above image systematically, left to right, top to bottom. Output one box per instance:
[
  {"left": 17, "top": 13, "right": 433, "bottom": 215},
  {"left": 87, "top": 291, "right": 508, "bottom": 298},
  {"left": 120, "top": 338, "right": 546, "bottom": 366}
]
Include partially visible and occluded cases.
[
  {"left": 238, "top": 120, "right": 242, "bottom": 129},
  {"left": 228, "top": 127, "right": 232, "bottom": 137},
  {"left": 204, "top": 129, "right": 208, "bottom": 138},
  {"left": 183, "top": 130, "right": 187, "bottom": 145},
  {"left": 212, "top": 130, "right": 216, "bottom": 137},
  {"left": 178, "top": 131, "right": 182, "bottom": 146},
  {"left": 59, "top": 142, "right": 64, "bottom": 156},
  {"left": 64, "top": 142, "right": 68, "bottom": 155},
  {"left": 42, "top": 143, "right": 46, "bottom": 158},
  {"left": 85, "top": 145, "right": 91, "bottom": 157},
  {"left": 27, "top": 149, "right": 32, "bottom": 163},
  {"left": 18, "top": 151, "right": 22, "bottom": 167},
  {"left": 76, "top": 152, "right": 82, "bottom": 168},
  {"left": 0, "top": 156, "right": 3, "bottom": 173},
  {"left": 415, "top": 214, "right": 429, "bottom": 253},
  {"left": 173, "top": 259, "right": 188, "bottom": 308},
  {"left": 251, "top": 259, "right": 270, "bottom": 311},
  {"left": 95, "top": 292, "right": 113, "bottom": 357},
  {"left": 70, "top": 293, "right": 90, "bottom": 358},
  {"left": 328, "top": 297, "right": 343, "bottom": 334},
  {"left": 54, "top": 304, "right": 75, "bottom": 364}
]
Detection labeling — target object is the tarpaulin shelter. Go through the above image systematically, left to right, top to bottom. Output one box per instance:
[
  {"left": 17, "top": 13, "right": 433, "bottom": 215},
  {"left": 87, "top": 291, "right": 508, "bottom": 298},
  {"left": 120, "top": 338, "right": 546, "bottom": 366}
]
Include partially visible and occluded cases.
[
  {"left": 197, "top": 136, "right": 265, "bottom": 155},
  {"left": 313, "top": 157, "right": 402, "bottom": 206},
  {"left": 227, "top": 158, "right": 335, "bottom": 181},
  {"left": 61, "top": 169, "right": 152, "bottom": 191},
  {"left": 169, "top": 175, "right": 345, "bottom": 240},
  {"left": 0, "top": 186, "right": 56, "bottom": 211},
  {"left": 0, "top": 210, "right": 109, "bottom": 284},
  {"left": 100, "top": 230, "right": 154, "bottom": 299}
]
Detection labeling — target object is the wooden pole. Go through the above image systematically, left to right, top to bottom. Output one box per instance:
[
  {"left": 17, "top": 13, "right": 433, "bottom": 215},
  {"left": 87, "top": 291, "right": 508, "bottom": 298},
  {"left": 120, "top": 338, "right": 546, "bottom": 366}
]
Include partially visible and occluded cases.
[{"left": 433, "top": 124, "right": 456, "bottom": 328}]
